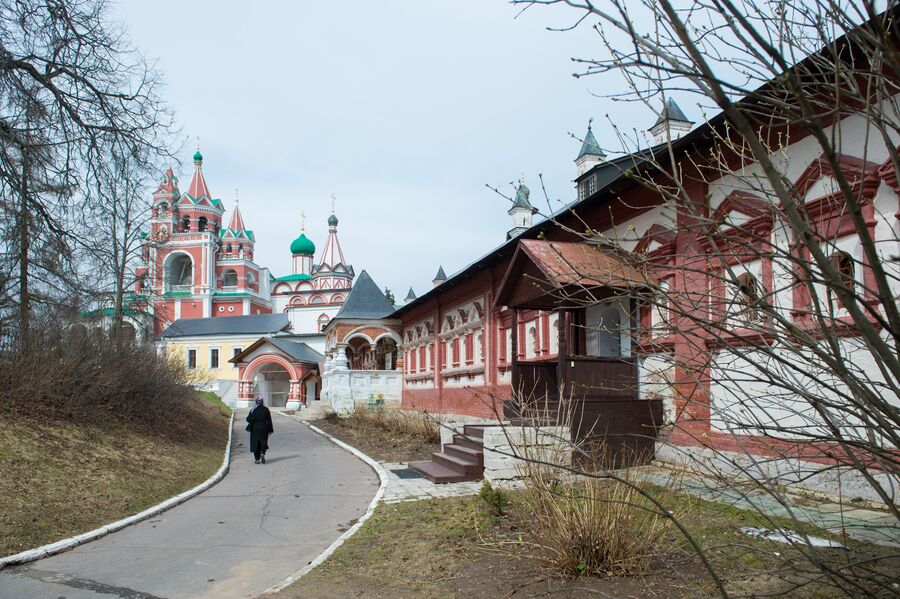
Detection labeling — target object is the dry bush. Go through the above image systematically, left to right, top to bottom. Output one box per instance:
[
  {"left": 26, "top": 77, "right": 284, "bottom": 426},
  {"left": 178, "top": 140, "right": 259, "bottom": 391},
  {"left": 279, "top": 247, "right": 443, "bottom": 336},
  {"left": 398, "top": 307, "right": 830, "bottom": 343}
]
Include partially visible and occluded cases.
[
  {"left": 0, "top": 328, "right": 215, "bottom": 444},
  {"left": 501, "top": 393, "right": 679, "bottom": 578},
  {"left": 345, "top": 402, "right": 441, "bottom": 444},
  {"left": 516, "top": 447, "right": 679, "bottom": 578}
]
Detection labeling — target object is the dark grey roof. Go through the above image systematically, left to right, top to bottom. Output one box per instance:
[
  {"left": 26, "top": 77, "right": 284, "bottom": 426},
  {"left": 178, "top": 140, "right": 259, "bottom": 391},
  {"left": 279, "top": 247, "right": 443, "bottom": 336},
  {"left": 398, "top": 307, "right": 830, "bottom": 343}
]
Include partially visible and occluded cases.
[
  {"left": 652, "top": 98, "right": 693, "bottom": 128},
  {"left": 433, "top": 266, "right": 447, "bottom": 281},
  {"left": 333, "top": 270, "right": 396, "bottom": 320},
  {"left": 404, "top": 287, "right": 417, "bottom": 301},
  {"left": 161, "top": 313, "right": 290, "bottom": 338},
  {"left": 268, "top": 338, "right": 324, "bottom": 364}
]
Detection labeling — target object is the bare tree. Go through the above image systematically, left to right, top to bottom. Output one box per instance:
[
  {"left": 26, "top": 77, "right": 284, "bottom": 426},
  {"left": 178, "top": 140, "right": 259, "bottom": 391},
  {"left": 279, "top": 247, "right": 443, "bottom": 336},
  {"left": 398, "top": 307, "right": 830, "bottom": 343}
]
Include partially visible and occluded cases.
[
  {"left": 0, "top": 0, "right": 176, "bottom": 341},
  {"left": 495, "top": 1, "right": 900, "bottom": 596}
]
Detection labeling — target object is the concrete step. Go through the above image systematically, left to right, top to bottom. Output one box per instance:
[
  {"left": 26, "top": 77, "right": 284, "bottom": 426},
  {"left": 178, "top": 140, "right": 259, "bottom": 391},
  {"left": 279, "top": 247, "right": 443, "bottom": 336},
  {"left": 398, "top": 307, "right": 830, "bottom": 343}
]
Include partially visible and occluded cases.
[
  {"left": 444, "top": 443, "right": 483, "bottom": 466},
  {"left": 433, "top": 452, "right": 482, "bottom": 476},
  {"left": 408, "top": 460, "right": 478, "bottom": 483}
]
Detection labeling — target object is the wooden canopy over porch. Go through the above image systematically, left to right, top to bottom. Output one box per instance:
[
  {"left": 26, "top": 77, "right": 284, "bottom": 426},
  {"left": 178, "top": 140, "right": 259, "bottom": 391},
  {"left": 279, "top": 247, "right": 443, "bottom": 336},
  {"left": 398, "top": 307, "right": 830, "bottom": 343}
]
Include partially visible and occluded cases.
[{"left": 495, "top": 239, "right": 663, "bottom": 467}]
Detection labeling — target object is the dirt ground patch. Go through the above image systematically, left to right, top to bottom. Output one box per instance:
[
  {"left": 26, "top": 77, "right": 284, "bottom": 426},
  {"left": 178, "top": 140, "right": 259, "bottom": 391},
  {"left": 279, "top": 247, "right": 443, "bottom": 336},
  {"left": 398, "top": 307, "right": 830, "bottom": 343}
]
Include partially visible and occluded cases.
[
  {"left": 0, "top": 392, "right": 230, "bottom": 557},
  {"left": 311, "top": 413, "right": 440, "bottom": 463},
  {"left": 269, "top": 489, "right": 899, "bottom": 599}
]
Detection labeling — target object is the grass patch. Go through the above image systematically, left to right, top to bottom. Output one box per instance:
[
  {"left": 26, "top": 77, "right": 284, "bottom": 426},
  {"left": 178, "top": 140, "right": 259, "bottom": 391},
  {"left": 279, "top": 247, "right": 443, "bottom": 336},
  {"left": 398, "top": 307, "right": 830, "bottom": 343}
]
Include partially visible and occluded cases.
[
  {"left": 0, "top": 392, "right": 229, "bottom": 557},
  {"left": 314, "top": 404, "right": 441, "bottom": 462},
  {"left": 272, "top": 486, "right": 900, "bottom": 599}
]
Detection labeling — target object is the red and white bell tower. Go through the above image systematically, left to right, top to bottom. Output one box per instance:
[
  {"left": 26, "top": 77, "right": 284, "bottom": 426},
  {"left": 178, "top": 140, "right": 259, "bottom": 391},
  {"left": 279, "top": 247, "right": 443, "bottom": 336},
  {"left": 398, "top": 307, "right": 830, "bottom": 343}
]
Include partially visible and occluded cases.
[{"left": 137, "top": 150, "right": 272, "bottom": 335}]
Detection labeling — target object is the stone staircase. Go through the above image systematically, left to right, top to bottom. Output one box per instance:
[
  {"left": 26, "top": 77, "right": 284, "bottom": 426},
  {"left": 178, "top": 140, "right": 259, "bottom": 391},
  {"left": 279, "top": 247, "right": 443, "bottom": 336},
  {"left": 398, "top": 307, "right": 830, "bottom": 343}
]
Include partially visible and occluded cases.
[{"left": 409, "top": 425, "right": 487, "bottom": 483}]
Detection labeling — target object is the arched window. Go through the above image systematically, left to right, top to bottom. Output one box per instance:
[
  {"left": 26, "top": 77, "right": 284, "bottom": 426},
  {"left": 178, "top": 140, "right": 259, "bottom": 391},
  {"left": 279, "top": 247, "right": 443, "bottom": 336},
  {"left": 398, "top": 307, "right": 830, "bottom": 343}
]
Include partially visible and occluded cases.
[
  {"left": 158, "top": 202, "right": 169, "bottom": 214},
  {"left": 198, "top": 216, "right": 208, "bottom": 231},
  {"left": 181, "top": 217, "right": 191, "bottom": 232},
  {"left": 225, "top": 244, "right": 232, "bottom": 256},
  {"left": 830, "top": 250, "right": 855, "bottom": 309},
  {"left": 165, "top": 254, "right": 193, "bottom": 291},
  {"left": 222, "top": 269, "right": 238, "bottom": 288},
  {"left": 733, "top": 272, "right": 761, "bottom": 323},
  {"left": 310, "top": 295, "right": 325, "bottom": 305},
  {"left": 317, "top": 313, "right": 330, "bottom": 333}
]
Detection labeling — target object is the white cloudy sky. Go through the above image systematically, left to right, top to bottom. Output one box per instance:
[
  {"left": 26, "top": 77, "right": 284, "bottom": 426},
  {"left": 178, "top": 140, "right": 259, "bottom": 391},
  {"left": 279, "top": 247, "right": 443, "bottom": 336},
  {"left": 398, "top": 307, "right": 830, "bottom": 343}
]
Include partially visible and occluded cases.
[{"left": 114, "top": 1, "right": 666, "bottom": 297}]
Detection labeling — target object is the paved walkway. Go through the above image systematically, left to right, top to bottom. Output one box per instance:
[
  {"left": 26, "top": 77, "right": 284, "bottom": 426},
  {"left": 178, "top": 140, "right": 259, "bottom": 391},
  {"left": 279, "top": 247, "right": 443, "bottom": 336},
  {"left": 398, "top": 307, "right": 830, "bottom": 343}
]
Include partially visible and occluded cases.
[
  {"left": 0, "top": 411, "right": 379, "bottom": 599},
  {"left": 642, "top": 466, "right": 900, "bottom": 547}
]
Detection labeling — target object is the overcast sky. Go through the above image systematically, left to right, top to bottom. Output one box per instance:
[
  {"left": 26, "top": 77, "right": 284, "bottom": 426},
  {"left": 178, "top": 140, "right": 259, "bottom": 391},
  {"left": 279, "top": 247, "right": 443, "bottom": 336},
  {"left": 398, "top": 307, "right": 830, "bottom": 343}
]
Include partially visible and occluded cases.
[{"left": 113, "top": 1, "right": 666, "bottom": 297}]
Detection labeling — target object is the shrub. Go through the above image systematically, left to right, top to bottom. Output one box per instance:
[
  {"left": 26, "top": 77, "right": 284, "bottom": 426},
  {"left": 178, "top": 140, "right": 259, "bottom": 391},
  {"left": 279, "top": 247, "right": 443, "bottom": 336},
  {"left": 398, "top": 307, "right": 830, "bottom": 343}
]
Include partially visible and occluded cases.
[
  {"left": 0, "top": 328, "right": 218, "bottom": 444},
  {"left": 345, "top": 403, "right": 440, "bottom": 444},
  {"left": 518, "top": 451, "right": 677, "bottom": 578},
  {"left": 479, "top": 481, "right": 510, "bottom": 517}
]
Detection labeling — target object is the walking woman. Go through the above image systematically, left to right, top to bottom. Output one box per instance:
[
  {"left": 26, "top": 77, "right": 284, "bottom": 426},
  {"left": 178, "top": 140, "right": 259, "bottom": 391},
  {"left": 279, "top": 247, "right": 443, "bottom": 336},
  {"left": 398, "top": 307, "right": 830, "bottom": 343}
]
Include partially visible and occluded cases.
[{"left": 246, "top": 396, "right": 274, "bottom": 464}]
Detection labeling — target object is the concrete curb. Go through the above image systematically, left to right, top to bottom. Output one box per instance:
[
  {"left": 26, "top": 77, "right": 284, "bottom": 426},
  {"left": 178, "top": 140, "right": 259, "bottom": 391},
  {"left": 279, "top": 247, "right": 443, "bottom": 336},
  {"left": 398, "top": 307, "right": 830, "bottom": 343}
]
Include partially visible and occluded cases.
[
  {"left": 0, "top": 411, "right": 235, "bottom": 571},
  {"left": 261, "top": 413, "right": 387, "bottom": 595}
]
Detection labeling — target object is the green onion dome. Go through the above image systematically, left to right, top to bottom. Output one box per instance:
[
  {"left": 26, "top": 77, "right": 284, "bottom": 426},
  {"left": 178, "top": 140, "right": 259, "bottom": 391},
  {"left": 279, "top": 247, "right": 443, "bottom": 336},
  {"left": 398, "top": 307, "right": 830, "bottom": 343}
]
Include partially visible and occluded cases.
[
  {"left": 193, "top": 150, "right": 203, "bottom": 162},
  {"left": 327, "top": 213, "right": 338, "bottom": 227},
  {"left": 290, "top": 232, "right": 315, "bottom": 255}
]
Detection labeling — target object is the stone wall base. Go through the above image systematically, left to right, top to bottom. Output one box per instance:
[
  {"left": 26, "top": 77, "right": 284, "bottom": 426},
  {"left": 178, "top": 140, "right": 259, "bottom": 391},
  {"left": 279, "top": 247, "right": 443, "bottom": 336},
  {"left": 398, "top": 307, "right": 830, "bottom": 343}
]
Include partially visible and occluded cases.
[
  {"left": 481, "top": 425, "right": 571, "bottom": 483},
  {"left": 656, "top": 443, "right": 899, "bottom": 505}
]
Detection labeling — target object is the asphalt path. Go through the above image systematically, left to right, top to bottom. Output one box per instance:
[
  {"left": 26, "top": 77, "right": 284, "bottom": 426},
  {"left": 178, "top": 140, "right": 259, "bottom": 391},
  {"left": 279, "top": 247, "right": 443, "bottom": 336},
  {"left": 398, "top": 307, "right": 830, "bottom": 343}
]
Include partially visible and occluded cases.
[{"left": 0, "top": 410, "right": 379, "bottom": 599}]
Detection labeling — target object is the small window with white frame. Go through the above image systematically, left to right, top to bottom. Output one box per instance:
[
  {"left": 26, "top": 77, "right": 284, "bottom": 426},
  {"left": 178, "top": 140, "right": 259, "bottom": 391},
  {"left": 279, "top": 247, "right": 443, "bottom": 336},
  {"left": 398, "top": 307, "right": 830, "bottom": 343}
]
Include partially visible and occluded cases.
[
  {"left": 232, "top": 346, "right": 242, "bottom": 367},
  {"left": 209, "top": 347, "right": 219, "bottom": 369},
  {"left": 187, "top": 348, "right": 197, "bottom": 370}
]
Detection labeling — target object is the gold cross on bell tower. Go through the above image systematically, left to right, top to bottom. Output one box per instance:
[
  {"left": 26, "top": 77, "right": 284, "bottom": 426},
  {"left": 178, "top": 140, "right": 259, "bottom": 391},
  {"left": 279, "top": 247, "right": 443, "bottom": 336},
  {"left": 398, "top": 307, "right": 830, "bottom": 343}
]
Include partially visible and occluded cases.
[
  {"left": 330, "top": 193, "right": 336, "bottom": 213},
  {"left": 300, "top": 210, "right": 306, "bottom": 232}
]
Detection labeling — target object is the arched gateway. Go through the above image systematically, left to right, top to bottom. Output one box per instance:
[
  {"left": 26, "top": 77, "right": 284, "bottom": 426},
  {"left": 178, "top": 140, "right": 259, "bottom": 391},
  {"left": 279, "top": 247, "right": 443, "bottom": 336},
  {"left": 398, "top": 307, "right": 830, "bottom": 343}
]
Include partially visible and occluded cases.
[{"left": 231, "top": 337, "right": 324, "bottom": 409}]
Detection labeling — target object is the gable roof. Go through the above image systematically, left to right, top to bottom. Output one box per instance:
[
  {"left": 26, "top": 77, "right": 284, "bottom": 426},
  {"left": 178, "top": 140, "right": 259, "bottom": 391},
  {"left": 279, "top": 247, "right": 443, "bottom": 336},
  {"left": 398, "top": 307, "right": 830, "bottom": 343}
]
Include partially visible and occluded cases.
[
  {"left": 494, "top": 240, "right": 652, "bottom": 309},
  {"left": 333, "top": 270, "right": 396, "bottom": 320},
  {"left": 160, "top": 313, "right": 289, "bottom": 338},
  {"left": 229, "top": 336, "right": 324, "bottom": 366},
  {"left": 267, "top": 338, "right": 324, "bottom": 364}
]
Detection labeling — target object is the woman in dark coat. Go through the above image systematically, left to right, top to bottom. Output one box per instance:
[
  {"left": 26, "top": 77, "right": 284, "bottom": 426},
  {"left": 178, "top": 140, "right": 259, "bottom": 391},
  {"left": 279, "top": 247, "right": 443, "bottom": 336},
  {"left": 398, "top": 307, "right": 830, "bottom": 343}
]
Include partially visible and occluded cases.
[{"left": 246, "top": 397, "right": 274, "bottom": 464}]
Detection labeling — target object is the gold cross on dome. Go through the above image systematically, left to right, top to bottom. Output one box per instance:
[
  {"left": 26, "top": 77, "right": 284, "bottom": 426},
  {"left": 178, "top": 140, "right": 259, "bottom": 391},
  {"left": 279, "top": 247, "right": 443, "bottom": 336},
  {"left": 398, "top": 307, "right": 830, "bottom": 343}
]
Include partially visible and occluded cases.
[
  {"left": 196, "top": 136, "right": 200, "bottom": 151},
  {"left": 519, "top": 172, "right": 525, "bottom": 185},
  {"left": 234, "top": 188, "right": 239, "bottom": 205},
  {"left": 331, "top": 193, "right": 336, "bottom": 213},
  {"left": 301, "top": 211, "right": 306, "bottom": 232}
]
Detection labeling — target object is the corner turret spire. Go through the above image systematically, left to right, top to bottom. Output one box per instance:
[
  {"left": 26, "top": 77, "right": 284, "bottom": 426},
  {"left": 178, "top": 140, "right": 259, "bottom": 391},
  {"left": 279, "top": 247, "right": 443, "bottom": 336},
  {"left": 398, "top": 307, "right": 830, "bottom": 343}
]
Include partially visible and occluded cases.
[
  {"left": 649, "top": 98, "right": 694, "bottom": 145},
  {"left": 575, "top": 119, "right": 606, "bottom": 176},
  {"left": 187, "top": 143, "right": 212, "bottom": 199},
  {"left": 507, "top": 174, "right": 537, "bottom": 240},
  {"left": 433, "top": 265, "right": 447, "bottom": 288}
]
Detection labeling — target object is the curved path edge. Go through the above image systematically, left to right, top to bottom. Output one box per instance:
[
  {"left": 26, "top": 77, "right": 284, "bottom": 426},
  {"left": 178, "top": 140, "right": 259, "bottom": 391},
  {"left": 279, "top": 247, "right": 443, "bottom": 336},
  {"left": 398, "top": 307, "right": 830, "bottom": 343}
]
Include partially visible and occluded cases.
[
  {"left": 0, "top": 411, "right": 235, "bottom": 571},
  {"left": 260, "top": 413, "right": 388, "bottom": 595}
]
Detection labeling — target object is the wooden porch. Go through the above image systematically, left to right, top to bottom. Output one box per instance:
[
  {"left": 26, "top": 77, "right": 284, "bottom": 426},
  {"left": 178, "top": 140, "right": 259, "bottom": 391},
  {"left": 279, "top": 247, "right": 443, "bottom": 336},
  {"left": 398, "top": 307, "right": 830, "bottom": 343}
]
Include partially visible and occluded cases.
[{"left": 498, "top": 240, "right": 664, "bottom": 468}]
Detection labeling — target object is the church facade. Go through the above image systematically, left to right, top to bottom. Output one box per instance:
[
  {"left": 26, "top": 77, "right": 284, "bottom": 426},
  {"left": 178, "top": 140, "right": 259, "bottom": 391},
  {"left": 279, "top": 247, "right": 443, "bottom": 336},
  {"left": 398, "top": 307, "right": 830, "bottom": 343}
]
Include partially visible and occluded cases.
[{"left": 136, "top": 150, "right": 357, "bottom": 406}]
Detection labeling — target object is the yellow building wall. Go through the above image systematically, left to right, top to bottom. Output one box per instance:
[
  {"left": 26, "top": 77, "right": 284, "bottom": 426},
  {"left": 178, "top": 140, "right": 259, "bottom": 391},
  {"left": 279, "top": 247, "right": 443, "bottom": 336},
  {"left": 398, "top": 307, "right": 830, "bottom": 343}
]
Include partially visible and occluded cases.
[{"left": 165, "top": 339, "right": 247, "bottom": 381}]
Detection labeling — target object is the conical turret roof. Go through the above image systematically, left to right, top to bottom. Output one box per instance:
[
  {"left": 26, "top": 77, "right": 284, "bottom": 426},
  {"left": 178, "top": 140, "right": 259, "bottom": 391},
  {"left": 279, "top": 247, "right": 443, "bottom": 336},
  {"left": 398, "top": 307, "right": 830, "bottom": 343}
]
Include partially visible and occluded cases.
[
  {"left": 652, "top": 98, "right": 693, "bottom": 128},
  {"left": 577, "top": 121, "right": 605, "bottom": 159}
]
